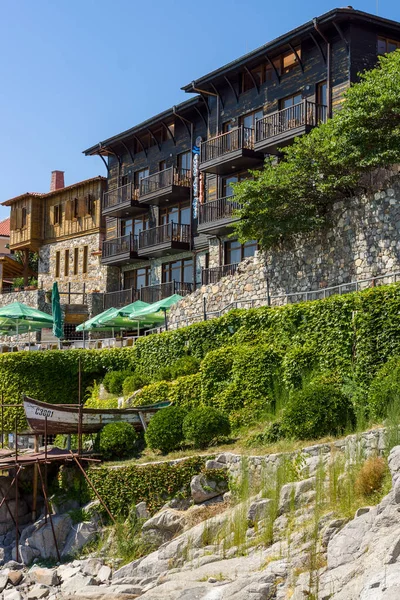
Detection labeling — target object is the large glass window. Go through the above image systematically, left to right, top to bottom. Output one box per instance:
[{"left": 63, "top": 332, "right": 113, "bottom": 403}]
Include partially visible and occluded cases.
[
  {"left": 378, "top": 37, "right": 400, "bottom": 54},
  {"left": 317, "top": 81, "right": 327, "bottom": 106},
  {"left": 241, "top": 109, "right": 263, "bottom": 130},
  {"left": 178, "top": 151, "right": 192, "bottom": 172},
  {"left": 134, "top": 168, "right": 149, "bottom": 187},
  {"left": 222, "top": 172, "right": 249, "bottom": 197},
  {"left": 160, "top": 203, "right": 190, "bottom": 226},
  {"left": 121, "top": 219, "right": 133, "bottom": 236},
  {"left": 225, "top": 240, "right": 257, "bottom": 265},
  {"left": 162, "top": 258, "right": 193, "bottom": 283},
  {"left": 124, "top": 267, "right": 150, "bottom": 290}
]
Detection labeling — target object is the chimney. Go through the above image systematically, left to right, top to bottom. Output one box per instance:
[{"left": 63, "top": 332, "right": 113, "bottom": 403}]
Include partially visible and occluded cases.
[{"left": 50, "top": 170, "right": 65, "bottom": 192}]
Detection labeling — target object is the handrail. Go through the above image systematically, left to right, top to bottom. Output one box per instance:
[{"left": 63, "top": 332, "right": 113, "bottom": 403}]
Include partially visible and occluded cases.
[
  {"left": 255, "top": 100, "right": 327, "bottom": 142},
  {"left": 200, "top": 125, "right": 254, "bottom": 163},
  {"left": 139, "top": 167, "right": 191, "bottom": 197},
  {"left": 102, "top": 183, "right": 138, "bottom": 209},
  {"left": 198, "top": 196, "right": 242, "bottom": 225},
  {"left": 138, "top": 222, "right": 191, "bottom": 248},
  {"left": 102, "top": 233, "right": 138, "bottom": 258},
  {"left": 202, "top": 263, "right": 239, "bottom": 285}
]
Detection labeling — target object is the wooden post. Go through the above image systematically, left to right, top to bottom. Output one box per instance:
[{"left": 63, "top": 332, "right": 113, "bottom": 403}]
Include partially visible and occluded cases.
[
  {"left": 23, "top": 248, "right": 29, "bottom": 287},
  {"left": 78, "top": 357, "right": 82, "bottom": 457},
  {"left": 1, "top": 392, "right": 4, "bottom": 449},
  {"left": 32, "top": 435, "right": 39, "bottom": 520},
  {"left": 70, "top": 452, "right": 115, "bottom": 524},
  {"left": 37, "top": 462, "right": 61, "bottom": 562},
  {"left": 15, "top": 467, "right": 19, "bottom": 563}
]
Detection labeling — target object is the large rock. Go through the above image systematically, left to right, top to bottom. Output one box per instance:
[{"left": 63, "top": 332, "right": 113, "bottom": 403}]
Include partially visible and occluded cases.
[
  {"left": 190, "top": 474, "right": 228, "bottom": 504},
  {"left": 279, "top": 477, "right": 315, "bottom": 514},
  {"left": 247, "top": 499, "right": 272, "bottom": 526},
  {"left": 141, "top": 509, "right": 185, "bottom": 545},
  {"left": 25, "top": 514, "right": 72, "bottom": 560},
  {"left": 62, "top": 521, "right": 98, "bottom": 557},
  {"left": 30, "top": 567, "right": 59, "bottom": 587},
  {"left": 60, "top": 573, "right": 96, "bottom": 595}
]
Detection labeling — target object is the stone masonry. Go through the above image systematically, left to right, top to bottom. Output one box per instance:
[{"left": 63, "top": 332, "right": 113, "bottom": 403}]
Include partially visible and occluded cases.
[{"left": 169, "top": 176, "right": 400, "bottom": 326}]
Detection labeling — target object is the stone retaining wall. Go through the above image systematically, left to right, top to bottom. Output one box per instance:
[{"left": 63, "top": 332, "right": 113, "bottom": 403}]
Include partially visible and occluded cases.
[{"left": 169, "top": 175, "right": 400, "bottom": 325}]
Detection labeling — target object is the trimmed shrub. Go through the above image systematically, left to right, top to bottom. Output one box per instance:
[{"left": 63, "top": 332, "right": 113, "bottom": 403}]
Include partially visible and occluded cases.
[
  {"left": 282, "top": 344, "right": 318, "bottom": 390},
  {"left": 200, "top": 346, "right": 236, "bottom": 404},
  {"left": 153, "top": 355, "right": 200, "bottom": 382},
  {"left": 367, "top": 356, "right": 400, "bottom": 420},
  {"left": 103, "top": 370, "right": 132, "bottom": 395},
  {"left": 123, "top": 371, "right": 150, "bottom": 397},
  {"left": 169, "top": 373, "right": 202, "bottom": 410},
  {"left": 281, "top": 376, "right": 355, "bottom": 440},
  {"left": 132, "top": 381, "right": 172, "bottom": 407},
  {"left": 145, "top": 406, "right": 187, "bottom": 454},
  {"left": 183, "top": 406, "right": 231, "bottom": 449},
  {"left": 95, "top": 422, "right": 139, "bottom": 460},
  {"left": 355, "top": 456, "right": 388, "bottom": 497}
]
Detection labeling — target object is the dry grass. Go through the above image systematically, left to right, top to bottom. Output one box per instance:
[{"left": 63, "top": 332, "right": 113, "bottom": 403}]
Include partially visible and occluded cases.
[
  {"left": 355, "top": 456, "right": 388, "bottom": 498},
  {"left": 184, "top": 501, "right": 229, "bottom": 530}
]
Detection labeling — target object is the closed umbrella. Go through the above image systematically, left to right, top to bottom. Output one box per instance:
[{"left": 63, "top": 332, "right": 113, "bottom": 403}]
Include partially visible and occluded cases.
[{"left": 52, "top": 282, "right": 63, "bottom": 348}]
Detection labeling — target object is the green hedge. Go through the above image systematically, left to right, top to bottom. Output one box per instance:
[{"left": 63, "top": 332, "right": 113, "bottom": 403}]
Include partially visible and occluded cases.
[
  {"left": 4, "top": 284, "right": 400, "bottom": 429},
  {"left": 86, "top": 456, "right": 210, "bottom": 515}
]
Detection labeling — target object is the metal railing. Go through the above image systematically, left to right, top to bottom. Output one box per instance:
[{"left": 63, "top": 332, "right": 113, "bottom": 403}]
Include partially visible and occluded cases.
[
  {"left": 255, "top": 100, "right": 327, "bottom": 142},
  {"left": 200, "top": 125, "right": 254, "bottom": 163},
  {"left": 139, "top": 167, "right": 191, "bottom": 197},
  {"left": 102, "top": 183, "right": 138, "bottom": 210},
  {"left": 198, "top": 196, "right": 242, "bottom": 226},
  {"left": 138, "top": 222, "right": 191, "bottom": 249},
  {"left": 102, "top": 234, "right": 138, "bottom": 259},
  {"left": 201, "top": 263, "right": 239, "bottom": 285},
  {"left": 103, "top": 280, "right": 194, "bottom": 309}
]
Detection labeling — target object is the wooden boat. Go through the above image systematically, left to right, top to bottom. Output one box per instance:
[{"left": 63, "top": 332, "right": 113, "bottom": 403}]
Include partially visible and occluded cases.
[{"left": 23, "top": 395, "right": 171, "bottom": 434}]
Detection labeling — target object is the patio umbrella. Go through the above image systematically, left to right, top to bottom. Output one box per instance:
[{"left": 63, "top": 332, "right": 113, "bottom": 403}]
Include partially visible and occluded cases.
[
  {"left": 52, "top": 282, "right": 63, "bottom": 346},
  {"left": 128, "top": 294, "right": 183, "bottom": 331},
  {"left": 97, "top": 300, "right": 152, "bottom": 336},
  {"left": 0, "top": 302, "right": 53, "bottom": 344},
  {"left": 76, "top": 308, "right": 119, "bottom": 332}
]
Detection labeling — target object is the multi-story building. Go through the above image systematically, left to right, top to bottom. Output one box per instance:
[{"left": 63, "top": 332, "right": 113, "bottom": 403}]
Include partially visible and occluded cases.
[
  {"left": 87, "top": 7, "right": 400, "bottom": 309},
  {"left": 1, "top": 171, "right": 118, "bottom": 336}
]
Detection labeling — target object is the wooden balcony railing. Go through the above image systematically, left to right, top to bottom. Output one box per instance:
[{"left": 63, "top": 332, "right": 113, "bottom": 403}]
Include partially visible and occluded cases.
[
  {"left": 255, "top": 100, "right": 327, "bottom": 142},
  {"left": 200, "top": 126, "right": 254, "bottom": 163},
  {"left": 139, "top": 167, "right": 191, "bottom": 197},
  {"left": 102, "top": 183, "right": 139, "bottom": 210},
  {"left": 198, "top": 196, "right": 242, "bottom": 226},
  {"left": 138, "top": 222, "right": 191, "bottom": 249},
  {"left": 102, "top": 234, "right": 138, "bottom": 259},
  {"left": 202, "top": 263, "right": 239, "bottom": 285},
  {"left": 103, "top": 281, "right": 193, "bottom": 310},
  {"left": 103, "top": 288, "right": 140, "bottom": 310}
]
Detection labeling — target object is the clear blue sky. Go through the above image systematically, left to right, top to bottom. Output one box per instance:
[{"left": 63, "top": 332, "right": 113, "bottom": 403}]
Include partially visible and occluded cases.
[{"left": 0, "top": 0, "right": 399, "bottom": 220}]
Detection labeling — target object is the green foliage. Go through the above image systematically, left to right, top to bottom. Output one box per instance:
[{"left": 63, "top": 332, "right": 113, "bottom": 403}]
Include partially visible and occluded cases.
[
  {"left": 233, "top": 50, "right": 400, "bottom": 249},
  {"left": 282, "top": 344, "right": 317, "bottom": 390},
  {"left": 200, "top": 346, "right": 236, "bottom": 404},
  {"left": 154, "top": 355, "right": 200, "bottom": 382},
  {"left": 368, "top": 356, "right": 400, "bottom": 420},
  {"left": 103, "top": 370, "right": 132, "bottom": 395},
  {"left": 123, "top": 371, "right": 150, "bottom": 397},
  {"left": 169, "top": 373, "right": 202, "bottom": 410},
  {"left": 281, "top": 375, "right": 355, "bottom": 440},
  {"left": 133, "top": 381, "right": 172, "bottom": 407},
  {"left": 84, "top": 383, "right": 119, "bottom": 409},
  {"left": 145, "top": 406, "right": 187, "bottom": 454},
  {"left": 182, "top": 406, "right": 231, "bottom": 449},
  {"left": 95, "top": 422, "right": 139, "bottom": 460},
  {"left": 87, "top": 456, "right": 206, "bottom": 515}
]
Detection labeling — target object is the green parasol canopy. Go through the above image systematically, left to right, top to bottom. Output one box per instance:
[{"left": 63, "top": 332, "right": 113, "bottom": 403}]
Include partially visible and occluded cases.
[
  {"left": 52, "top": 282, "right": 63, "bottom": 339},
  {"left": 127, "top": 294, "right": 183, "bottom": 330},
  {"left": 0, "top": 301, "right": 54, "bottom": 343},
  {"left": 76, "top": 308, "right": 122, "bottom": 332}
]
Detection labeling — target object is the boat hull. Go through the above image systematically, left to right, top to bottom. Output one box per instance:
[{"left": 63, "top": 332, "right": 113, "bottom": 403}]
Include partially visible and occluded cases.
[{"left": 23, "top": 396, "right": 170, "bottom": 434}]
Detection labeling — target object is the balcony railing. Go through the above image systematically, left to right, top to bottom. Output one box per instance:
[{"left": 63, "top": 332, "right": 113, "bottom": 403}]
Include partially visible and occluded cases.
[
  {"left": 255, "top": 100, "right": 327, "bottom": 143},
  {"left": 200, "top": 126, "right": 254, "bottom": 163},
  {"left": 139, "top": 167, "right": 191, "bottom": 197},
  {"left": 102, "top": 183, "right": 139, "bottom": 210},
  {"left": 198, "top": 196, "right": 242, "bottom": 226},
  {"left": 138, "top": 222, "right": 191, "bottom": 249},
  {"left": 102, "top": 234, "right": 138, "bottom": 259},
  {"left": 202, "top": 263, "right": 239, "bottom": 285},
  {"left": 103, "top": 281, "right": 193, "bottom": 310}
]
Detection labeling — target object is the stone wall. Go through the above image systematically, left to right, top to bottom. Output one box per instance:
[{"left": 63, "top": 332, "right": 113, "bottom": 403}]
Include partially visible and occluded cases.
[{"left": 169, "top": 176, "right": 400, "bottom": 326}]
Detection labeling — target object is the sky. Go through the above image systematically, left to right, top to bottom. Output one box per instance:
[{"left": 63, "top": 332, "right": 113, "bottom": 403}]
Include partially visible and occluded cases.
[{"left": 0, "top": 0, "right": 399, "bottom": 221}]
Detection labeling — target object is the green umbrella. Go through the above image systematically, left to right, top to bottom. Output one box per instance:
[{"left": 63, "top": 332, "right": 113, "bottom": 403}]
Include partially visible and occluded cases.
[
  {"left": 52, "top": 282, "right": 63, "bottom": 341},
  {"left": 128, "top": 294, "right": 183, "bottom": 331},
  {"left": 0, "top": 301, "right": 53, "bottom": 344},
  {"left": 76, "top": 308, "right": 119, "bottom": 332}
]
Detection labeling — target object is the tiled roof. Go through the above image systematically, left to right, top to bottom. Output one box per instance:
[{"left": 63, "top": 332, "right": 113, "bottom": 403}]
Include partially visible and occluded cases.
[
  {"left": 1, "top": 176, "right": 106, "bottom": 206},
  {"left": 0, "top": 217, "right": 10, "bottom": 237}
]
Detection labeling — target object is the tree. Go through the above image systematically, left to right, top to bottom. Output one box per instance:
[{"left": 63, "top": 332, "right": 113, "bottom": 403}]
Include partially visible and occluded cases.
[{"left": 232, "top": 50, "right": 400, "bottom": 250}]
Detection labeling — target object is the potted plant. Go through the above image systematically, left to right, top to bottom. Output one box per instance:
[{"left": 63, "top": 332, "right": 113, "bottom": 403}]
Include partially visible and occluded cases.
[
  {"left": 12, "top": 277, "right": 24, "bottom": 292},
  {"left": 27, "top": 277, "right": 38, "bottom": 291}
]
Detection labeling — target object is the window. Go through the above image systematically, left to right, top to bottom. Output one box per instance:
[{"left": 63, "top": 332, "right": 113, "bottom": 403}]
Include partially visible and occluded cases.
[
  {"left": 378, "top": 37, "right": 400, "bottom": 54},
  {"left": 282, "top": 46, "right": 301, "bottom": 74},
  {"left": 265, "top": 57, "right": 281, "bottom": 81},
  {"left": 241, "top": 64, "right": 264, "bottom": 93},
  {"left": 317, "top": 81, "right": 327, "bottom": 106},
  {"left": 281, "top": 93, "right": 303, "bottom": 109},
  {"left": 241, "top": 109, "right": 263, "bottom": 130},
  {"left": 178, "top": 151, "right": 192, "bottom": 172},
  {"left": 159, "top": 160, "right": 167, "bottom": 171},
  {"left": 135, "top": 168, "right": 149, "bottom": 189},
  {"left": 222, "top": 172, "right": 249, "bottom": 197},
  {"left": 121, "top": 174, "right": 129, "bottom": 186},
  {"left": 85, "top": 194, "right": 94, "bottom": 216},
  {"left": 73, "top": 198, "right": 79, "bottom": 219},
  {"left": 160, "top": 203, "right": 190, "bottom": 226},
  {"left": 54, "top": 204, "right": 62, "bottom": 226},
  {"left": 21, "top": 207, "right": 27, "bottom": 228},
  {"left": 133, "top": 214, "right": 149, "bottom": 236},
  {"left": 121, "top": 219, "right": 133, "bottom": 236},
  {"left": 225, "top": 240, "right": 257, "bottom": 265},
  {"left": 82, "top": 246, "right": 88, "bottom": 274},
  {"left": 74, "top": 247, "right": 79, "bottom": 275},
  {"left": 64, "top": 250, "right": 69, "bottom": 276},
  {"left": 55, "top": 251, "right": 60, "bottom": 278},
  {"left": 162, "top": 258, "right": 193, "bottom": 284},
  {"left": 124, "top": 267, "right": 150, "bottom": 290}
]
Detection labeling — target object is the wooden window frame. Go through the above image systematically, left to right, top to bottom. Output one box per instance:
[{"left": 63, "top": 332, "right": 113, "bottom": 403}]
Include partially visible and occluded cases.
[
  {"left": 378, "top": 36, "right": 400, "bottom": 55},
  {"left": 159, "top": 202, "right": 190, "bottom": 226},
  {"left": 53, "top": 204, "right": 62, "bottom": 226},
  {"left": 224, "top": 239, "right": 258, "bottom": 264},
  {"left": 82, "top": 246, "right": 88, "bottom": 275},
  {"left": 73, "top": 247, "right": 79, "bottom": 275},
  {"left": 64, "top": 249, "right": 69, "bottom": 277},
  {"left": 55, "top": 251, "right": 61, "bottom": 278},
  {"left": 162, "top": 257, "right": 194, "bottom": 284},
  {"left": 124, "top": 266, "right": 150, "bottom": 290}
]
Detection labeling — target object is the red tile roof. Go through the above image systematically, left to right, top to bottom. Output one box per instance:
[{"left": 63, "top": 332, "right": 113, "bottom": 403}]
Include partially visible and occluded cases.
[
  {"left": 1, "top": 176, "right": 106, "bottom": 206},
  {"left": 0, "top": 218, "right": 10, "bottom": 237}
]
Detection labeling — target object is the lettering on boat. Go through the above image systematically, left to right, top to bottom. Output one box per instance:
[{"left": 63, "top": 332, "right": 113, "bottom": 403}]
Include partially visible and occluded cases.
[{"left": 34, "top": 407, "right": 54, "bottom": 418}]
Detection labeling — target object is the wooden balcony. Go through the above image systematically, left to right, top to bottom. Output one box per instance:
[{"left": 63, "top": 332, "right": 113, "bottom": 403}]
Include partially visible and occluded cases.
[
  {"left": 254, "top": 101, "right": 327, "bottom": 154},
  {"left": 200, "top": 126, "right": 263, "bottom": 175},
  {"left": 138, "top": 167, "right": 191, "bottom": 206},
  {"left": 102, "top": 183, "right": 147, "bottom": 218},
  {"left": 198, "top": 196, "right": 242, "bottom": 235},
  {"left": 138, "top": 222, "right": 191, "bottom": 258},
  {"left": 102, "top": 234, "right": 146, "bottom": 266},
  {"left": 202, "top": 263, "right": 239, "bottom": 285},
  {"left": 103, "top": 281, "right": 194, "bottom": 310}
]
